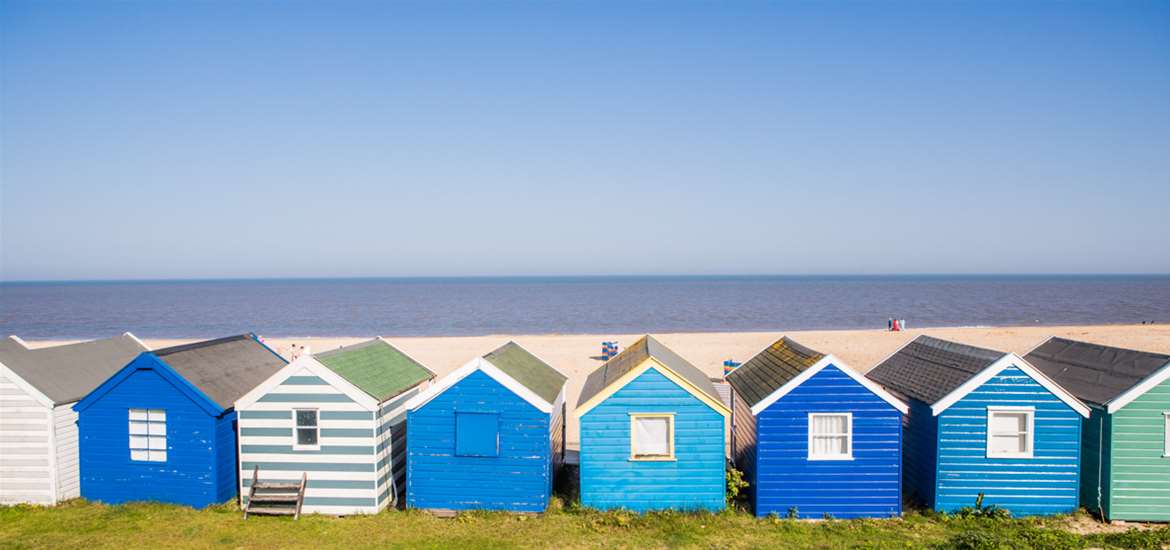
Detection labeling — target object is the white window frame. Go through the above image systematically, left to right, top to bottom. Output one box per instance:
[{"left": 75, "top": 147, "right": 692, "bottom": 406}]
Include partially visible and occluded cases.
[
  {"left": 986, "top": 406, "right": 1035, "bottom": 459},
  {"left": 128, "top": 408, "right": 167, "bottom": 462},
  {"left": 293, "top": 408, "right": 320, "bottom": 451},
  {"left": 807, "top": 412, "right": 853, "bottom": 461},
  {"left": 1163, "top": 412, "right": 1169, "bottom": 458},
  {"left": 629, "top": 413, "right": 675, "bottom": 461}
]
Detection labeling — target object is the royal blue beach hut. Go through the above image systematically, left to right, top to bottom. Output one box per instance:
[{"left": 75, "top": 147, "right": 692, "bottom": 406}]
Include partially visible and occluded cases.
[
  {"left": 74, "top": 334, "right": 286, "bottom": 508},
  {"left": 575, "top": 335, "right": 731, "bottom": 512},
  {"left": 866, "top": 335, "right": 1090, "bottom": 516},
  {"left": 726, "top": 337, "right": 908, "bottom": 518},
  {"left": 403, "top": 342, "right": 568, "bottom": 513}
]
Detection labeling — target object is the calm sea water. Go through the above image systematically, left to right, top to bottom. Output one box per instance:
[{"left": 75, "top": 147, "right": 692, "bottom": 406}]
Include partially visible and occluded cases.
[{"left": 0, "top": 275, "right": 1167, "bottom": 339}]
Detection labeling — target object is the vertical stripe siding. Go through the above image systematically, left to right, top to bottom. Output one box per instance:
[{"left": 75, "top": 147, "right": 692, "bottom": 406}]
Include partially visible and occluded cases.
[
  {"left": 753, "top": 365, "right": 902, "bottom": 519},
  {"left": 934, "top": 366, "right": 1082, "bottom": 516},
  {"left": 579, "top": 368, "right": 725, "bottom": 513},
  {"left": 407, "top": 370, "right": 552, "bottom": 513},
  {"left": 0, "top": 374, "right": 55, "bottom": 505},
  {"left": 1107, "top": 377, "right": 1170, "bottom": 521},
  {"left": 902, "top": 399, "right": 938, "bottom": 508},
  {"left": 1079, "top": 408, "right": 1107, "bottom": 518}
]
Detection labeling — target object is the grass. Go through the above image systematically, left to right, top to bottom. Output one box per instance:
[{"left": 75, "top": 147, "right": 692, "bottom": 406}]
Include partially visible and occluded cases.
[{"left": 2, "top": 499, "right": 1169, "bottom": 550}]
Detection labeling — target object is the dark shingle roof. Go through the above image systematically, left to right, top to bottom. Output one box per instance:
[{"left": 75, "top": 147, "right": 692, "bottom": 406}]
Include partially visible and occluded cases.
[
  {"left": 0, "top": 334, "right": 149, "bottom": 404},
  {"left": 154, "top": 334, "right": 287, "bottom": 410},
  {"left": 578, "top": 335, "right": 723, "bottom": 408},
  {"left": 866, "top": 335, "right": 1005, "bottom": 405},
  {"left": 725, "top": 337, "right": 826, "bottom": 407},
  {"left": 1024, "top": 337, "right": 1170, "bottom": 407},
  {"left": 314, "top": 338, "right": 435, "bottom": 402},
  {"left": 483, "top": 342, "right": 567, "bottom": 404}
]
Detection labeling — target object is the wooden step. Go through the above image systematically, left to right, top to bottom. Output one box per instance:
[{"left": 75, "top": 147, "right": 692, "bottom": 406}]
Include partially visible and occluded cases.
[
  {"left": 253, "top": 483, "right": 301, "bottom": 490},
  {"left": 250, "top": 494, "right": 299, "bottom": 503},
  {"left": 246, "top": 506, "right": 296, "bottom": 516}
]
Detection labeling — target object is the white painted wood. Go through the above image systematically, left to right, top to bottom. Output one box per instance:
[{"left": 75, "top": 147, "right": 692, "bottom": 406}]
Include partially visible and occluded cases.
[{"left": 0, "top": 371, "right": 55, "bottom": 504}]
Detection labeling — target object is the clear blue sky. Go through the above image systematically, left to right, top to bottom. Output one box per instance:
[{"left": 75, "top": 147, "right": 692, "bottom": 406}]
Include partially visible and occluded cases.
[{"left": 2, "top": 1, "right": 1168, "bottom": 281}]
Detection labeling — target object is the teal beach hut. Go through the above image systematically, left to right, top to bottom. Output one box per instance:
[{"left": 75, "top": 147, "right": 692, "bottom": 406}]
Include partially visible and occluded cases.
[{"left": 575, "top": 335, "right": 731, "bottom": 512}]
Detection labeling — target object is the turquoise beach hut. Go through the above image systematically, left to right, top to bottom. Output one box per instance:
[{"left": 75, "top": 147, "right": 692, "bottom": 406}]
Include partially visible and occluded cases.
[
  {"left": 575, "top": 335, "right": 730, "bottom": 512},
  {"left": 866, "top": 335, "right": 1090, "bottom": 516}
]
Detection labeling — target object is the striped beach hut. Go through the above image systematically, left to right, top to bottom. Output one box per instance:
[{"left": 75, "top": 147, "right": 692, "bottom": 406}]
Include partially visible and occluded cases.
[
  {"left": 0, "top": 334, "right": 149, "bottom": 505},
  {"left": 74, "top": 334, "right": 286, "bottom": 508},
  {"left": 575, "top": 335, "right": 730, "bottom": 512},
  {"left": 866, "top": 335, "right": 1090, "bottom": 516},
  {"left": 726, "top": 337, "right": 908, "bottom": 518},
  {"left": 1025, "top": 337, "right": 1170, "bottom": 522},
  {"left": 234, "top": 338, "right": 436, "bottom": 515},
  {"left": 404, "top": 342, "right": 568, "bottom": 513}
]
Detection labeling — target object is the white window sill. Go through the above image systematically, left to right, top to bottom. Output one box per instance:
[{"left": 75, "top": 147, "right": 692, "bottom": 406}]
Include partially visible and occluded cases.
[
  {"left": 986, "top": 453, "right": 1034, "bottom": 459},
  {"left": 808, "top": 455, "right": 853, "bottom": 461},
  {"left": 629, "top": 456, "right": 677, "bottom": 462}
]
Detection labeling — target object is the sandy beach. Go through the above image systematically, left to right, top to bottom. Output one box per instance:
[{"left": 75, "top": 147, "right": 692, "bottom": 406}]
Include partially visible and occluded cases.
[{"left": 26, "top": 323, "right": 1170, "bottom": 446}]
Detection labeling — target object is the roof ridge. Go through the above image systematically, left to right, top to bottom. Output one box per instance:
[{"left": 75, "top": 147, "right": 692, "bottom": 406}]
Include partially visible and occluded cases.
[
  {"left": 154, "top": 333, "right": 255, "bottom": 356},
  {"left": 313, "top": 337, "right": 384, "bottom": 358}
]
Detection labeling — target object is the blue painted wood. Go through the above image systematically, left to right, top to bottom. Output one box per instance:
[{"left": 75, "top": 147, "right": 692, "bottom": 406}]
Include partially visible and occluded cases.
[
  {"left": 75, "top": 353, "right": 239, "bottom": 508},
  {"left": 745, "top": 364, "right": 902, "bottom": 519},
  {"left": 928, "top": 365, "right": 1082, "bottom": 516},
  {"left": 579, "top": 367, "right": 725, "bottom": 512},
  {"left": 406, "top": 370, "right": 553, "bottom": 513},
  {"left": 901, "top": 399, "right": 938, "bottom": 508}
]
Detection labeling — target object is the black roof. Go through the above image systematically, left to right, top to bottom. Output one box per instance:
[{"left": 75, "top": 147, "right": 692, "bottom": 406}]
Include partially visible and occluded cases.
[
  {"left": 154, "top": 334, "right": 287, "bottom": 410},
  {"left": 578, "top": 335, "right": 721, "bottom": 407},
  {"left": 866, "top": 335, "right": 1005, "bottom": 405},
  {"left": 726, "top": 337, "right": 826, "bottom": 407},
  {"left": 1024, "top": 337, "right": 1170, "bottom": 407}
]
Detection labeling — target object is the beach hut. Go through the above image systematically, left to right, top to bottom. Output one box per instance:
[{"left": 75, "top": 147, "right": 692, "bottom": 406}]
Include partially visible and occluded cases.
[
  {"left": 0, "top": 334, "right": 149, "bottom": 505},
  {"left": 73, "top": 334, "right": 286, "bottom": 508},
  {"left": 575, "top": 335, "right": 730, "bottom": 512},
  {"left": 866, "top": 335, "right": 1090, "bottom": 516},
  {"left": 726, "top": 337, "right": 908, "bottom": 518},
  {"left": 1024, "top": 337, "right": 1170, "bottom": 522},
  {"left": 234, "top": 338, "right": 436, "bottom": 515},
  {"left": 404, "top": 341, "right": 568, "bottom": 513}
]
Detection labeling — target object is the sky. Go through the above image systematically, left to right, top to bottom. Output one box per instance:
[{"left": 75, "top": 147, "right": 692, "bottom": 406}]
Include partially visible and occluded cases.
[{"left": 1, "top": 1, "right": 1168, "bottom": 281}]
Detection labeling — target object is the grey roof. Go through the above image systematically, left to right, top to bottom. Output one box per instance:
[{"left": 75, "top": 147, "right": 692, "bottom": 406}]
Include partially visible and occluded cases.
[
  {"left": 0, "top": 334, "right": 150, "bottom": 405},
  {"left": 154, "top": 334, "right": 287, "bottom": 410},
  {"left": 578, "top": 335, "right": 723, "bottom": 408},
  {"left": 866, "top": 335, "right": 1005, "bottom": 405},
  {"left": 726, "top": 337, "right": 826, "bottom": 407},
  {"left": 1024, "top": 337, "right": 1170, "bottom": 407},
  {"left": 482, "top": 342, "right": 567, "bottom": 405}
]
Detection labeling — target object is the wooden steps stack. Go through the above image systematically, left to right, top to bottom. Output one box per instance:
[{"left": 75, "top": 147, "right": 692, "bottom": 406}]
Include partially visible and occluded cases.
[{"left": 243, "top": 466, "right": 306, "bottom": 520}]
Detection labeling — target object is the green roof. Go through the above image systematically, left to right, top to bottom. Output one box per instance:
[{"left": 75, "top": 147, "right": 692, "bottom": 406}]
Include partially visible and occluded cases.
[
  {"left": 314, "top": 339, "right": 435, "bottom": 402},
  {"left": 483, "top": 342, "right": 567, "bottom": 404}
]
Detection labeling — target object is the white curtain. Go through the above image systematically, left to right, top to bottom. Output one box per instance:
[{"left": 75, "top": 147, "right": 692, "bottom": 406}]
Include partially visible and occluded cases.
[
  {"left": 989, "top": 412, "right": 1028, "bottom": 454},
  {"left": 811, "top": 414, "right": 849, "bottom": 456},
  {"left": 634, "top": 417, "right": 670, "bottom": 456}
]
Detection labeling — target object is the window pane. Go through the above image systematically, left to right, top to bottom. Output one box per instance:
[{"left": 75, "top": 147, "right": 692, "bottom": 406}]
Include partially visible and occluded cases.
[
  {"left": 129, "top": 409, "right": 148, "bottom": 421},
  {"left": 147, "top": 410, "right": 166, "bottom": 422},
  {"left": 296, "top": 410, "right": 317, "bottom": 427},
  {"left": 990, "top": 412, "right": 1027, "bottom": 434},
  {"left": 812, "top": 415, "right": 847, "bottom": 435},
  {"left": 634, "top": 417, "right": 670, "bottom": 456},
  {"left": 129, "top": 421, "right": 148, "bottom": 435},
  {"left": 147, "top": 423, "right": 166, "bottom": 436},
  {"left": 296, "top": 428, "right": 318, "bottom": 446},
  {"left": 990, "top": 434, "right": 1026, "bottom": 454},
  {"left": 129, "top": 435, "right": 149, "bottom": 449},
  {"left": 148, "top": 436, "right": 166, "bottom": 450},
  {"left": 130, "top": 449, "right": 149, "bottom": 461},
  {"left": 149, "top": 450, "right": 167, "bottom": 462}
]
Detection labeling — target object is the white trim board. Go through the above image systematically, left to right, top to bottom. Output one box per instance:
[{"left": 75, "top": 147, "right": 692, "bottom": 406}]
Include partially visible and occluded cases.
[
  {"left": 930, "top": 353, "right": 1091, "bottom": 418},
  {"left": 748, "top": 354, "right": 910, "bottom": 416},
  {"left": 234, "top": 355, "right": 380, "bottom": 411},
  {"left": 403, "top": 357, "right": 555, "bottom": 414},
  {"left": 0, "top": 360, "right": 55, "bottom": 408},
  {"left": 1106, "top": 362, "right": 1170, "bottom": 414}
]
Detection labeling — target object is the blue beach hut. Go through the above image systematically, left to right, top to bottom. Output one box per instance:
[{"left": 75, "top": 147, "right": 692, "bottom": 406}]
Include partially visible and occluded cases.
[
  {"left": 74, "top": 334, "right": 286, "bottom": 508},
  {"left": 575, "top": 335, "right": 731, "bottom": 512},
  {"left": 866, "top": 335, "right": 1090, "bottom": 516},
  {"left": 726, "top": 337, "right": 908, "bottom": 518},
  {"left": 403, "top": 342, "right": 568, "bottom": 513}
]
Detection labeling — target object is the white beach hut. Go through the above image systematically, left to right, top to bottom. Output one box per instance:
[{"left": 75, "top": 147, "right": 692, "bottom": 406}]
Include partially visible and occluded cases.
[{"left": 0, "top": 333, "right": 150, "bottom": 505}]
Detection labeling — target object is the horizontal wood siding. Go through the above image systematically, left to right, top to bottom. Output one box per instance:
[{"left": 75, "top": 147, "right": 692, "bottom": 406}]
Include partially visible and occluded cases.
[
  {"left": 78, "top": 365, "right": 220, "bottom": 508},
  {"left": 754, "top": 365, "right": 901, "bottom": 519},
  {"left": 934, "top": 366, "right": 1081, "bottom": 516},
  {"left": 579, "top": 368, "right": 725, "bottom": 512},
  {"left": 238, "top": 369, "right": 382, "bottom": 515},
  {"left": 406, "top": 370, "right": 551, "bottom": 512},
  {"left": 0, "top": 373, "right": 54, "bottom": 504},
  {"left": 1107, "top": 377, "right": 1170, "bottom": 521},
  {"left": 730, "top": 388, "right": 757, "bottom": 504},
  {"left": 902, "top": 399, "right": 938, "bottom": 508},
  {"left": 53, "top": 404, "right": 80, "bottom": 501},
  {"left": 1079, "top": 408, "right": 1108, "bottom": 518}
]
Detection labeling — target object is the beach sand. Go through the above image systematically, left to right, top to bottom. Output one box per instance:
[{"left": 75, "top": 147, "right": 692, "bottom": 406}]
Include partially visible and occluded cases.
[{"left": 27, "top": 323, "right": 1170, "bottom": 446}]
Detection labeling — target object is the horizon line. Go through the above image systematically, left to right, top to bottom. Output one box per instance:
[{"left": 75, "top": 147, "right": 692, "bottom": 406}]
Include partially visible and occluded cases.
[{"left": 3, "top": 272, "right": 1170, "bottom": 285}]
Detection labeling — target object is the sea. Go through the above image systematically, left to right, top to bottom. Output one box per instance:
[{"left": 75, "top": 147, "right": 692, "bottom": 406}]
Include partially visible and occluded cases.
[{"left": 0, "top": 275, "right": 1167, "bottom": 340}]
